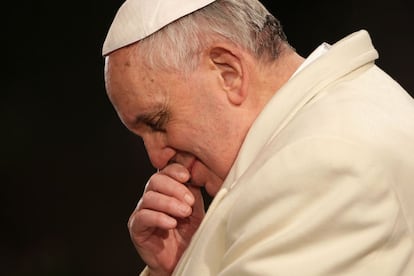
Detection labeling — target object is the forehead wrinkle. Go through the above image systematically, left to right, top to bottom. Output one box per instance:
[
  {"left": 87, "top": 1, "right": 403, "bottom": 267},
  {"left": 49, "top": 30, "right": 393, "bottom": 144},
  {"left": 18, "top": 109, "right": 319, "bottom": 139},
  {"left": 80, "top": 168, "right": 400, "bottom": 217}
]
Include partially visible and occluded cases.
[{"left": 109, "top": 46, "right": 173, "bottom": 127}]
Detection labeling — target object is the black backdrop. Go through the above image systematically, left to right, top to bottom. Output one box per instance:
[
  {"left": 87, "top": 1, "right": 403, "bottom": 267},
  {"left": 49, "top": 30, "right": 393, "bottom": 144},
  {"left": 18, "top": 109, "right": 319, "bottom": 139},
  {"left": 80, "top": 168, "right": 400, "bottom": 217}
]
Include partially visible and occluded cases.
[{"left": 2, "top": 0, "right": 413, "bottom": 275}]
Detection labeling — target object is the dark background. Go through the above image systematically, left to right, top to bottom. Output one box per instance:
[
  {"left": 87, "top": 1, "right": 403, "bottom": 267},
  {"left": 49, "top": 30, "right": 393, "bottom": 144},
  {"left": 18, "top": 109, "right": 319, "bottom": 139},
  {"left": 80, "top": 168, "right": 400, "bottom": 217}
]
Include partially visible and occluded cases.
[{"left": 2, "top": 0, "right": 413, "bottom": 275}]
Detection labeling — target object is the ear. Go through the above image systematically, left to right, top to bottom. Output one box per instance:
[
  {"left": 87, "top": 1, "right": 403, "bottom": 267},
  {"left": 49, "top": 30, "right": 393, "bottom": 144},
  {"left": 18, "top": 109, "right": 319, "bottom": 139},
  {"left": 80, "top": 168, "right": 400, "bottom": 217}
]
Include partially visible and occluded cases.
[{"left": 209, "top": 47, "right": 247, "bottom": 105}]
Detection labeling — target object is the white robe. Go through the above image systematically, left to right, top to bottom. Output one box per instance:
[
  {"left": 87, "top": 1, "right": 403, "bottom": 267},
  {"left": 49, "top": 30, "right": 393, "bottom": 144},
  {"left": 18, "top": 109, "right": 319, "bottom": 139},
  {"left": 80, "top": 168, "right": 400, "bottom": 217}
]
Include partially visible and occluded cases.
[{"left": 145, "top": 30, "right": 414, "bottom": 275}]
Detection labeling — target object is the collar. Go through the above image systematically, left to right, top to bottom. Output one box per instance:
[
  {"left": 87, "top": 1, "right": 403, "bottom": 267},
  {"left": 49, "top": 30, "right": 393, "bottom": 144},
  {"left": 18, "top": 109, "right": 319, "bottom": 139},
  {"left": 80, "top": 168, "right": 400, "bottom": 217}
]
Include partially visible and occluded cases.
[
  {"left": 221, "top": 30, "right": 378, "bottom": 191},
  {"left": 291, "top": 42, "right": 331, "bottom": 79}
]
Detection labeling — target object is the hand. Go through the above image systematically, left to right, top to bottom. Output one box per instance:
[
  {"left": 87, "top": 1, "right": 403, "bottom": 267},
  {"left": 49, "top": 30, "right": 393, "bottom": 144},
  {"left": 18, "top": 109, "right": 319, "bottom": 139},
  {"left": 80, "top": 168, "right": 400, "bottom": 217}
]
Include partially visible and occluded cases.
[{"left": 128, "top": 163, "right": 205, "bottom": 276}]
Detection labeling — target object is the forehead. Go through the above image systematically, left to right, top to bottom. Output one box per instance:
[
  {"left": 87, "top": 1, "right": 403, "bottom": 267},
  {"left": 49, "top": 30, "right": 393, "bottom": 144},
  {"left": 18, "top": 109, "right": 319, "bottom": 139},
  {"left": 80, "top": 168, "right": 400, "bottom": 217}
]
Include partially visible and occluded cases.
[
  {"left": 104, "top": 46, "right": 168, "bottom": 122},
  {"left": 105, "top": 46, "right": 154, "bottom": 93}
]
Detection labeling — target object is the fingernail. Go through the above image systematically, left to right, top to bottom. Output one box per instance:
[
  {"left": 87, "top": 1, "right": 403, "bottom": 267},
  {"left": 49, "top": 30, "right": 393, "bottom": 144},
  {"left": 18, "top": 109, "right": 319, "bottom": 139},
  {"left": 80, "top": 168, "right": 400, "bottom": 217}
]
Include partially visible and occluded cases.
[
  {"left": 179, "top": 171, "right": 189, "bottom": 181},
  {"left": 184, "top": 193, "right": 194, "bottom": 205},
  {"left": 179, "top": 204, "right": 191, "bottom": 215}
]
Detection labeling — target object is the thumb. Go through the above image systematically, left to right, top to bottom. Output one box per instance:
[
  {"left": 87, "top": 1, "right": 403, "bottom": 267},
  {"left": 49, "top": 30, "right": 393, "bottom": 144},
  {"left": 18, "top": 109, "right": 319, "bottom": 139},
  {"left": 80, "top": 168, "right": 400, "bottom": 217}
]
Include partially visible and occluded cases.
[{"left": 187, "top": 185, "right": 205, "bottom": 220}]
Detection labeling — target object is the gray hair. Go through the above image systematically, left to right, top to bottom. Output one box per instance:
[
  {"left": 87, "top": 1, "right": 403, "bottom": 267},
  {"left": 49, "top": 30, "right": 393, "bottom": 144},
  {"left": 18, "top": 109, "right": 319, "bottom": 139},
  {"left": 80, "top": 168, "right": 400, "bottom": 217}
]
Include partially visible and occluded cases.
[{"left": 136, "top": 0, "right": 289, "bottom": 73}]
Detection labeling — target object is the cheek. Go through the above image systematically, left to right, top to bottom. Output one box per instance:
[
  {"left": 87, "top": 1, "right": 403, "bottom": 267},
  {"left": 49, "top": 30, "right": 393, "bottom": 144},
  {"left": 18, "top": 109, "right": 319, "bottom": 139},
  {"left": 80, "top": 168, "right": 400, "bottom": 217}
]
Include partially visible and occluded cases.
[
  {"left": 167, "top": 123, "right": 215, "bottom": 162},
  {"left": 167, "top": 124, "right": 201, "bottom": 149}
]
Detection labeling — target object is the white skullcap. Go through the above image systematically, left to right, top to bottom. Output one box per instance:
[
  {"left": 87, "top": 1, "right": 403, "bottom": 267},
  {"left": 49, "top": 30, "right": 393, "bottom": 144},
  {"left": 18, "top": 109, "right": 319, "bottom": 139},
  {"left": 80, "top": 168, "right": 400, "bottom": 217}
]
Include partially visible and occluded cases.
[{"left": 102, "top": 0, "right": 217, "bottom": 56}]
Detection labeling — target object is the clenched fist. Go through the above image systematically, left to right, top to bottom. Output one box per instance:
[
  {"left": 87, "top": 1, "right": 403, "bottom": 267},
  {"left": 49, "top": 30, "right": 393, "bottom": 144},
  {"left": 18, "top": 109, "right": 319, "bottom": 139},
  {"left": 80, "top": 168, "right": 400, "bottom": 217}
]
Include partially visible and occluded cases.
[{"left": 128, "top": 163, "right": 205, "bottom": 276}]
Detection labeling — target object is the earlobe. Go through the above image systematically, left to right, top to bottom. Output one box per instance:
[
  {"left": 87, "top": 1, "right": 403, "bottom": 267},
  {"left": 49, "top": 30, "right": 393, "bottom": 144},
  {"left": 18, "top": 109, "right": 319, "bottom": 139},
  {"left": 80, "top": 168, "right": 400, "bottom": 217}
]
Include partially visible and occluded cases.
[{"left": 210, "top": 47, "right": 247, "bottom": 105}]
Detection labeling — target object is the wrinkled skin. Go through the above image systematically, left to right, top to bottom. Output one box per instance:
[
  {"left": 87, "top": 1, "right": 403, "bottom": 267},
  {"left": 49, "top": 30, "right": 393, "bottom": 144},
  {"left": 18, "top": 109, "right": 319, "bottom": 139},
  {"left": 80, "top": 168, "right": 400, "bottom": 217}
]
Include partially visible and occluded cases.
[
  {"left": 103, "top": 39, "right": 281, "bottom": 274},
  {"left": 128, "top": 163, "right": 208, "bottom": 275}
]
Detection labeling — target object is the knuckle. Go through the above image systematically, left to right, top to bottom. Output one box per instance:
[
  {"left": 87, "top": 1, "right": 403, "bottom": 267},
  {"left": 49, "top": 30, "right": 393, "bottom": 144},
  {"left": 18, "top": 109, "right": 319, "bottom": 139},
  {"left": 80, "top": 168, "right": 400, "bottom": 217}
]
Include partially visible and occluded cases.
[
  {"left": 147, "top": 174, "right": 164, "bottom": 191},
  {"left": 145, "top": 176, "right": 157, "bottom": 190},
  {"left": 143, "top": 190, "right": 156, "bottom": 202},
  {"left": 135, "top": 198, "right": 143, "bottom": 210},
  {"left": 127, "top": 210, "right": 139, "bottom": 231},
  {"left": 127, "top": 215, "right": 134, "bottom": 230}
]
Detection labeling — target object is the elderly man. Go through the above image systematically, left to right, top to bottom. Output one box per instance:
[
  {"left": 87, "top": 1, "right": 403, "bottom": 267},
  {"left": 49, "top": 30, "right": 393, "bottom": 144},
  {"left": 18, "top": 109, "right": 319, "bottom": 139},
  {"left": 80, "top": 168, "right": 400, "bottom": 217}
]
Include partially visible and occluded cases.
[{"left": 103, "top": 0, "right": 414, "bottom": 275}]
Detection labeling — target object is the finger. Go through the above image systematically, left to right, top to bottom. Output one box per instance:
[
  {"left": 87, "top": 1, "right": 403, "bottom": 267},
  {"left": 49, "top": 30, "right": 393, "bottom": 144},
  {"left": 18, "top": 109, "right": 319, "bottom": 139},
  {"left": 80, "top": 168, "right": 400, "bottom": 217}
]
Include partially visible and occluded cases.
[
  {"left": 159, "top": 163, "right": 191, "bottom": 183},
  {"left": 145, "top": 173, "right": 195, "bottom": 206},
  {"left": 187, "top": 185, "right": 205, "bottom": 218},
  {"left": 140, "top": 190, "right": 192, "bottom": 218},
  {"left": 128, "top": 208, "right": 177, "bottom": 234}
]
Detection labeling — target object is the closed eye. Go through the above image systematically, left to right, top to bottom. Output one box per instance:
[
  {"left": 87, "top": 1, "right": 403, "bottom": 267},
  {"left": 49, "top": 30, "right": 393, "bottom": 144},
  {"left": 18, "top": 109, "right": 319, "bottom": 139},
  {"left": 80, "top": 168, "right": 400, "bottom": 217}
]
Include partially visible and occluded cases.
[
  {"left": 135, "top": 110, "right": 169, "bottom": 133},
  {"left": 146, "top": 118, "right": 165, "bottom": 132}
]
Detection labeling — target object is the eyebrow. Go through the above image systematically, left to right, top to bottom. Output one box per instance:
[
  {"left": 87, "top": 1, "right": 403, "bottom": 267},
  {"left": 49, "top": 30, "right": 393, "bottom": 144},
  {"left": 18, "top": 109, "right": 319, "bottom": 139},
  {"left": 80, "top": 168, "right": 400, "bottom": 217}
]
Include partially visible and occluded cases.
[{"left": 133, "top": 108, "right": 168, "bottom": 126}]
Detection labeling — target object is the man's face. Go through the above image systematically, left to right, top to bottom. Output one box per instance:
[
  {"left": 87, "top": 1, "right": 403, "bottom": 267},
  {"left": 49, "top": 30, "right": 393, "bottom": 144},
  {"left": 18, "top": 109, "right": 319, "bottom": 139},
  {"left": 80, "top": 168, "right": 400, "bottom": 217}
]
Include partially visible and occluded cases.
[{"left": 104, "top": 46, "right": 244, "bottom": 196}]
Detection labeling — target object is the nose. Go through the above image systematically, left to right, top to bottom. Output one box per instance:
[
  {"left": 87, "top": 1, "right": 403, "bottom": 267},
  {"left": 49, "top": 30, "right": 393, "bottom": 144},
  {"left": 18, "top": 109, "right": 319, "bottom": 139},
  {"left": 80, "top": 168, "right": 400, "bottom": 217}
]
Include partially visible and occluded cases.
[{"left": 142, "top": 133, "right": 176, "bottom": 170}]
